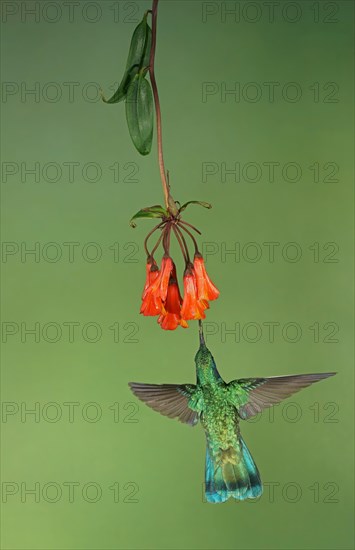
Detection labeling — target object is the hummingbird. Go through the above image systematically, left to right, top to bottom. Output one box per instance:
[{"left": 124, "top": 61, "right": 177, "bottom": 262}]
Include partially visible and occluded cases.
[{"left": 129, "top": 322, "right": 336, "bottom": 503}]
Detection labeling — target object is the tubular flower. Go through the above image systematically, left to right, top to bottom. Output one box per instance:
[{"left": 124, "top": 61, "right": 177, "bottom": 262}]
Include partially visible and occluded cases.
[
  {"left": 140, "top": 253, "right": 219, "bottom": 328},
  {"left": 193, "top": 253, "right": 220, "bottom": 302},
  {"left": 140, "top": 255, "right": 173, "bottom": 317},
  {"left": 149, "top": 255, "right": 173, "bottom": 302},
  {"left": 142, "top": 257, "right": 159, "bottom": 299},
  {"left": 140, "top": 259, "right": 162, "bottom": 316},
  {"left": 180, "top": 266, "right": 208, "bottom": 321},
  {"left": 158, "top": 270, "right": 188, "bottom": 330},
  {"left": 164, "top": 272, "right": 182, "bottom": 315},
  {"left": 140, "top": 289, "right": 162, "bottom": 316},
  {"left": 158, "top": 313, "right": 180, "bottom": 330}
]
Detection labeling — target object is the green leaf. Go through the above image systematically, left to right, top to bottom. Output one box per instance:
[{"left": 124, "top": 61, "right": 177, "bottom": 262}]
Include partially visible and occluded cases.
[
  {"left": 102, "top": 14, "right": 152, "bottom": 104},
  {"left": 141, "top": 24, "right": 152, "bottom": 73},
  {"left": 101, "top": 66, "right": 137, "bottom": 104},
  {"left": 126, "top": 72, "right": 153, "bottom": 155},
  {"left": 179, "top": 201, "right": 212, "bottom": 213},
  {"left": 130, "top": 205, "right": 168, "bottom": 228}
]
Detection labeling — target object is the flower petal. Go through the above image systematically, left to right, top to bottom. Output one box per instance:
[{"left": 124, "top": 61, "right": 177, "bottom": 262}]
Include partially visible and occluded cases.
[
  {"left": 193, "top": 254, "right": 219, "bottom": 301},
  {"left": 181, "top": 270, "right": 206, "bottom": 321},
  {"left": 158, "top": 312, "right": 180, "bottom": 330}
]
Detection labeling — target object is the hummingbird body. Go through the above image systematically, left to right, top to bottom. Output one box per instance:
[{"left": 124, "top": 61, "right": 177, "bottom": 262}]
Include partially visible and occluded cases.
[
  {"left": 130, "top": 325, "right": 335, "bottom": 503},
  {"left": 192, "top": 336, "right": 262, "bottom": 502}
]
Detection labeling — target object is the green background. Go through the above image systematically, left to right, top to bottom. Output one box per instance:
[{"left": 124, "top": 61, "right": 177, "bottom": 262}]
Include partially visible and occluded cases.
[{"left": 1, "top": 0, "right": 354, "bottom": 548}]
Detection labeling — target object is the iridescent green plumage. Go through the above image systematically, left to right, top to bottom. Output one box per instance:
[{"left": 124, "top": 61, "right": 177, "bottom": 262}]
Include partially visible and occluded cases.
[{"left": 129, "top": 323, "right": 335, "bottom": 503}]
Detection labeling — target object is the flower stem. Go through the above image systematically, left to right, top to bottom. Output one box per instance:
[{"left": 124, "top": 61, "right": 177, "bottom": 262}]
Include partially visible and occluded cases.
[
  {"left": 149, "top": 0, "right": 178, "bottom": 215},
  {"left": 179, "top": 219, "right": 202, "bottom": 235},
  {"left": 144, "top": 221, "right": 165, "bottom": 257},
  {"left": 178, "top": 222, "right": 200, "bottom": 255},
  {"left": 162, "top": 223, "right": 172, "bottom": 255},
  {"left": 174, "top": 224, "right": 191, "bottom": 263},
  {"left": 172, "top": 225, "right": 189, "bottom": 264},
  {"left": 151, "top": 231, "right": 164, "bottom": 257}
]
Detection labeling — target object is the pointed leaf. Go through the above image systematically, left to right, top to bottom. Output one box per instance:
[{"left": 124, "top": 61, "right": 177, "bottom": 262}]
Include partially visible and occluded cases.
[
  {"left": 102, "top": 14, "right": 152, "bottom": 104},
  {"left": 141, "top": 24, "right": 152, "bottom": 72},
  {"left": 101, "top": 66, "right": 138, "bottom": 104},
  {"left": 126, "top": 72, "right": 153, "bottom": 155},
  {"left": 179, "top": 200, "right": 212, "bottom": 213},
  {"left": 130, "top": 205, "right": 168, "bottom": 227}
]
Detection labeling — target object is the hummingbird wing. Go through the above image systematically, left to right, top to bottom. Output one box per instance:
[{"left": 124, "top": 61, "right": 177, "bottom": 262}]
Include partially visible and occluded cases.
[
  {"left": 227, "top": 373, "right": 336, "bottom": 419},
  {"left": 129, "top": 382, "right": 202, "bottom": 426}
]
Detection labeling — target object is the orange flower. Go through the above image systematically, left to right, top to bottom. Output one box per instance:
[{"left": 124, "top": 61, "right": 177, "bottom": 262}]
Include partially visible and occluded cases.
[
  {"left": 135, "top": 198, "right": 220, "bottom": 330},
  {"left": 140, "top": 251, "right": 218, "bottom": 328},
  {"left": 193, "top": 253, "right": 219, "bottom": 302},
  {"left": 140, "top": 255, "right": 174, "bottom": 317},
  {"left": 148, "top": 255, "right": 173, "bottom": 302},
  {"left": 142, "top": 258, "right": 159, "bottom": 299},
  {"left": 180, "top": 267, "right": 208, "bottom": 321},
  {"left": 157, "top": 269, "right": 188, "bottom": 330},
  {"left": 164, "top": 274, "right": 182, "bottom": 314},
  {"left": 140, "top": 289, "right": 162, "bottom": 316},
  {"left": 158, "top": 312, "right": 181, "bottom": 330}
]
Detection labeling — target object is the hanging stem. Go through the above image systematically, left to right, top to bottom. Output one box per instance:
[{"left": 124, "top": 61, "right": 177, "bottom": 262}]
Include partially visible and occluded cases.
[
  {"left": 149, "top": 0, "right": 177, "bottom": 215},
  {"left": 179, "top": 219, "right": 202, "bottom": 235},
  {"left": 144, "top": 221, "right": 165, "bottom": 257},
  {"left": 178, "top": 222, "right": 199, "bottom": 254},
  {"left": 162, "top": 223, "right": 172, "bottom": 255},
  {"left": 174, "top": 224, "right": 191, "bottom": 263},
  {"left": 172, "top": 225, "right": 189, "bottom": 264},
  {"left": 150, "top": 231, "right": 164, "bottom": 257}
]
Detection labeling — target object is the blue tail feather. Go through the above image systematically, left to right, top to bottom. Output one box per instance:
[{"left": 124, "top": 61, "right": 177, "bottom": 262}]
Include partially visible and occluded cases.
[{"left": 205, "top": 436, "right": 262, "bottom": 503}]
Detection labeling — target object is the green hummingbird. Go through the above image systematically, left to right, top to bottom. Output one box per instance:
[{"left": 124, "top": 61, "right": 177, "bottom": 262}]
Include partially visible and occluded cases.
[{"left": 129, "top": 322, "right": 335, "bottom": 503}]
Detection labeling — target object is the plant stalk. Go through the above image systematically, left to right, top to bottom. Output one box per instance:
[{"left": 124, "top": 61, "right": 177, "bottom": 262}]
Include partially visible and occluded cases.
[{"left": 149, "top": 0, "right": 178, "bottom": 215}]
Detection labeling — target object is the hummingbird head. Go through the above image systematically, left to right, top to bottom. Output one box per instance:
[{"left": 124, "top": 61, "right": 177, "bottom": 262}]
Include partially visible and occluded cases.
[
  {"left": 195, "top": 321, "right": 221, "bottom": 384},
  {"left": 195, "top": 321, "right": 211, "bottom": 365},
  {"left": 194, "top": 343, "right": 213, "bottom": 368}
]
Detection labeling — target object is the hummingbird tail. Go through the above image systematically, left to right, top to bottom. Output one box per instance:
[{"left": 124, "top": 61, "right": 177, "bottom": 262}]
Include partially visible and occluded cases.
[{"left": 205, "top": 436, "right": 262, "bottom": 503}]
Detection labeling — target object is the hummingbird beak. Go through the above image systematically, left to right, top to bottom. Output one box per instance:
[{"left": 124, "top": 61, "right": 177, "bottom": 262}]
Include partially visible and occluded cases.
[{"left": 198, "top": 320, "right": 206, "bottom": 347}]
